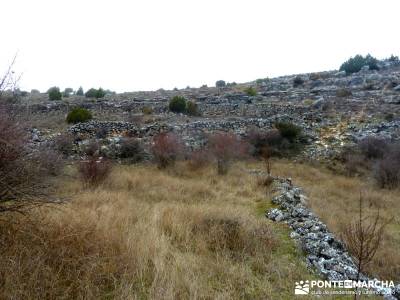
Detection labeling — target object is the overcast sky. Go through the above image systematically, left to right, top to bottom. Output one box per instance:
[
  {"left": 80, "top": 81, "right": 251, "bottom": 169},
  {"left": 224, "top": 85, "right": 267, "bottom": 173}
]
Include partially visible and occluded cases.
[{"left": 1, "top": 0, "right": 399, "bottom": 93}]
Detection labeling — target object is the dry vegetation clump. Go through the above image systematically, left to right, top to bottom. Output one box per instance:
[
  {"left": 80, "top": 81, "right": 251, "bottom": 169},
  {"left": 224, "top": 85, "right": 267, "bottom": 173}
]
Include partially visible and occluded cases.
[
  {"left": 0, "top": 107, "right": 57, "bottom": 213},
  {"left": 151, "top": 132, "right": 184, "bottom": 169},
  {"left": 207, "top": 132, "right": 248, "bottom": 175},
  {"left": 341, "top": 137, "right": 400, "bottom": 188},
  {"left": 187, "top": 148, "right": 212, "bottom": 171},
  {"left": 78, "top": 157, "right": 112, "bottom": 188},
  {"left": 270, "top": 160, "right": 400, "bottom": 281},
  {"left": 0, "top": 162, "right": 315, "bottom": 299}
]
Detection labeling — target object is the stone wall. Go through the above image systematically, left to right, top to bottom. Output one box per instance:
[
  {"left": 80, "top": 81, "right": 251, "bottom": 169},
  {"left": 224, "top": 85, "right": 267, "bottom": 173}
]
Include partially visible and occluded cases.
[{"left": 266, "top": 177, "right": 400, "bottom": 299}]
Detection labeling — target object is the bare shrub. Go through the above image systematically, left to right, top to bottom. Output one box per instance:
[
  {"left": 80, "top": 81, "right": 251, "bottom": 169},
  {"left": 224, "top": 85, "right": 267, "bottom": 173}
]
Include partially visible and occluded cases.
[
  {"left": 0, "top": 109, "right": 51, "bottom": 213},
  {"left": 247, "top": 128, "right": 289, "bottom": 161},
  {"left": 151, "top": 132, "right": 184, "bottom": 169},
  {"left": 207, "top": 132, "right": 248, "bottom": 175},
  {"left": 54, "top": 133, "right": 75, "bottom": 156},
  {"left": 358, "top": 136, "right": 389, "bottom": 160},
  {"left": 119, "top": 138, "right": 145, "bottom": 163},
  {"left": 82, "top": 139, "right": 100, "bottom": 156},
  {"left": 34, "top": 147, "right": 64, "bottom": 176},
  {"left": 373, "top": 156, "right": 400, "bottom": 189},
  {"left": 78, "top": 157, "right": 112, "bottom": 188},
  {"left": 341, "top": 194, "right": 388, "bottom": 297}
]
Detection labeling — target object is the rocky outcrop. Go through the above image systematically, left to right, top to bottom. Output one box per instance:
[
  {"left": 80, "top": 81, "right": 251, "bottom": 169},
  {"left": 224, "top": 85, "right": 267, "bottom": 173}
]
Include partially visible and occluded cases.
[{"left": 266, "top": 178, "right": 400, "bottom": 299}]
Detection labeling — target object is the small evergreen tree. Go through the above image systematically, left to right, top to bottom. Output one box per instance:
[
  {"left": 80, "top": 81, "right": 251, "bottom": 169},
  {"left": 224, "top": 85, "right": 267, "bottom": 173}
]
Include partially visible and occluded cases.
[
  {"left": 339, "top": 54, "right": 379, "bottom": 74},
  {"left": 215, "top": 80, "right": 226, "bottom": 88},
  {"left": 48, "top": 86, "right": 62, "bottom": 101},
  {"left": 76, "top": 86, "right": 84, "bottom": 96},
  {"left": 85, "top": 88, "right": 97, "bottom": 98},
  {"left": 95, "top": 88, "right": 106, "bottom": 98},
  {"left": 169, "top": 96, "right": 187, "bottom": 113},
  {"left": 66, "top": 108, "right": 93, "bottom": 124},
  {"left": 275, "top": 122, "right": 302, "bottom": 142}
]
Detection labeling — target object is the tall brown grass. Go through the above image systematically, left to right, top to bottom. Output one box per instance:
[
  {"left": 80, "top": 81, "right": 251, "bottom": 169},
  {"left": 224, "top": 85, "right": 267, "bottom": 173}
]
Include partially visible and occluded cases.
[{"left": 0, "top": 162, "right": 314, "bottom": 299}]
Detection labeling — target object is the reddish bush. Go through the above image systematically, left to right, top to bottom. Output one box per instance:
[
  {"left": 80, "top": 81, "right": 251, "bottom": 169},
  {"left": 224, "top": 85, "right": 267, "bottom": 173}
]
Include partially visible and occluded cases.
[
  {"left": 247, "top": 128, "right": 283, "bottom": 157},
  {"left": 151, "top": 132, "right": 184, "bottom": 169},
  {"left": 207, "top": 132, "right": 248, "bottom": 175},
  {"left": 78, "top": 157, "right": 112, "bottom": 187}
]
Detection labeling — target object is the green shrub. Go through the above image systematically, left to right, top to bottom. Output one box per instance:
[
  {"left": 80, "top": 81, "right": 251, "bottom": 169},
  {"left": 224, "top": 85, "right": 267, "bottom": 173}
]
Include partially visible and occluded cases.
[
  {"left": 339, "top": 54, "right": 379, "bottom": 74},
  {"left": 388, "top": 55, "right": 399, "bottom": 62},
  {"left": 293, "top": 76, "right": 304, "bottom": 87},
  {"left": 215, "top": 80, "right": 226, "bottom": 88},
  {"left": 48, "top": 87, "right": 62, "bottom": 101},
  {"left": 244, "top": 87, "right": 257, "bottom": 96},
  {"left": 85, "top": 88, "right": 106, "bottom": 99},
  {"left": 96, "top": 88, "right": 106, "bottom": 98},
  {"left": 169, "top": 96, "right": 187, "bottom": 113},
  {"left": 186, "top": 101, "right": 200, "bottom": 116},
  {"left": 66, "top": 108, "right": 93, "bottom": 124},
  {"left": 275, "top": 122, "right": 302, "bottom": 142}
]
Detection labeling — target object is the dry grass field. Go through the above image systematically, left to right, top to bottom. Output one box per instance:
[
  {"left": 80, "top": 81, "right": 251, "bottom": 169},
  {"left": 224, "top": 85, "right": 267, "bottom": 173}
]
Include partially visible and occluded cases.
[
  {"left": 268, "top": 160, "right": 400, "bottom": 282},
  {"left": 0, "top": 162, "right": 321, "bottom": 300}
]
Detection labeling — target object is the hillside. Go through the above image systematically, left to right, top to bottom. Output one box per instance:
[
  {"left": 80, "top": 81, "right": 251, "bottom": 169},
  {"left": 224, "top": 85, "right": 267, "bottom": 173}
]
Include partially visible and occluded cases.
[{"left": 1, "top": 57, "right": 400, "bottom": 299}]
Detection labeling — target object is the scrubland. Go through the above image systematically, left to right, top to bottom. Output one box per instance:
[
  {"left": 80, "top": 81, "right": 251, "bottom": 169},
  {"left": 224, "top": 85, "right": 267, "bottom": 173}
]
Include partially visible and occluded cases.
[{"left": 0, "top": 162, "right": 318, "bottom": 300}]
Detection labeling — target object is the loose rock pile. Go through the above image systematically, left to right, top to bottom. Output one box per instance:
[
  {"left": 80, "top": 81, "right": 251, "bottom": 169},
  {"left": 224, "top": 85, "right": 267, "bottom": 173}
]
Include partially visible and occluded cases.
[{"left": 266, "top": 178, "right": 400, "bottom": 299}]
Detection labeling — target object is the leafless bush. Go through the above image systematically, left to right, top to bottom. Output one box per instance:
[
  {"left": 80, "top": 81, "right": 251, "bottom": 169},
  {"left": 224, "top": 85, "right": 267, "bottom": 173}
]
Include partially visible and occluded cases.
[
  {"left": 0, "top": 54, "right": 20, "bottom": 98},
  {"left": 0, "top": 109, "right": 51, "bottom": 213},
  {"left": 248, "top": 128, "right": 283, "bottom": 154},
  {"left": 151, "top": 132, "right": 184, "bottom": 169},
  {"left": 208, "top": 132, "right": 248, "bottom": 175},
  {"left": 54, "top": 133, "right": 75, "bottom": 156},
  {"left": 358, "top": 136, "right": 389, "bottom": 160},
  {"left": 119, "top": 138, "right": 145, "bottom": 163},
  {"left": 82, "top": 139, "right": 100, "bottom": 156},
  {"left": 373, "top": 146, "right": 400, "bottom": 189},
  {"left": 34, "top": 147, "right": 64, "bottom": 176},
  {"left": 344, "top": 154, "right": 366, "bottom": 176},
  {"left": 78, "top": 157, "right": 112, "bottom": 188},
  {"left": 341, "top": 194, "right": 388, "bottom": 298}
]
